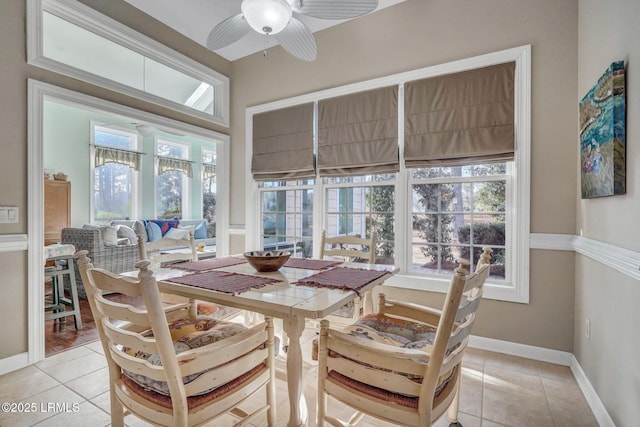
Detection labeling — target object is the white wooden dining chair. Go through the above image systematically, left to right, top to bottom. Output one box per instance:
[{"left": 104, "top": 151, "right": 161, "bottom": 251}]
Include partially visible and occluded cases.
[
  {"left": 319, "top": 230, "right": 377, "bottom": 328},
  {"left": 317, "top": 248, "right": 492, "bottom": 427},
  {"left": 76, "top": 250, "right": 276, "bottom": 427}
]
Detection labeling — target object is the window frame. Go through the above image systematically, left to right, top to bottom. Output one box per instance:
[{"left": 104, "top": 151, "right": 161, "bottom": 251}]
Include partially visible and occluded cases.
[
  {"left": 27, "top": 0, "right": 230, "bottom": 127},
  {"left": 246, "top": 46, "right": 531, "bottom": 303},
  {"left": 89, "top": 124, "right": 141, "bottom": 223},
  {"left": 154, "top": 138, "right": 191, "bottom": 219},
  {"left": 257, "top": 180, "right": 315, "bottom": 257}
]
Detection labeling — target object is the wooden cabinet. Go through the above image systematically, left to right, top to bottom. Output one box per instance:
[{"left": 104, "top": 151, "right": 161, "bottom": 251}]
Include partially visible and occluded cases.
[{"left": 44, "top": 180, "right": 71, "bottom": 245}]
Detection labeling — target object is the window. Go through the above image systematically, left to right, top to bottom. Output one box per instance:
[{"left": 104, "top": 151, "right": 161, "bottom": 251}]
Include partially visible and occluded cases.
[
  {"left": 28, "top": 0, "right": 229, "bottom": 126},
  {"left": 247, "top": 46, "right": 530, "bottom": 302},
  {"left": 92, "top": 126, "right": 139, "bottom": 222},
  {"left": 155, "top": 140, "right": 190, "bottom": 219},
  {"left": 202, "top": 148, "right": 217, "bottom": 223},
  {"left": 409, "top": 163, "right": 508, "bottom": 280},
  {"left": 325, "top": 175, "right": 396, "bottom": 265},
  {"left": 259, "top": 180, "right": 314, "bottom": 258}
]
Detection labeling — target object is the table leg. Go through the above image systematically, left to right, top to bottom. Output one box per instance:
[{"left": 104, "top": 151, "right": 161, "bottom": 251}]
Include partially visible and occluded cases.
[{"left": 282, "top": 314, "right": 307, "bottom": 427}]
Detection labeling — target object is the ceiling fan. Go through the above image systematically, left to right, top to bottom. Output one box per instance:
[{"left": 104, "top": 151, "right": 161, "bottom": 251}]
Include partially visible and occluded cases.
[{"left": 206, "top": 0, "right": 379, "bottom": 62}]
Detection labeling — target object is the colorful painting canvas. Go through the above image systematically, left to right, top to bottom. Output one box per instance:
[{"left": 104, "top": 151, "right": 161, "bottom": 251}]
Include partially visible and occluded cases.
[{"left": 579, "top": 61, "right": 626, "bottom": 199}]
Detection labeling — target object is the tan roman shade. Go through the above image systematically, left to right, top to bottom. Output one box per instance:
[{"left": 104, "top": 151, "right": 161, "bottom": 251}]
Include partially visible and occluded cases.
[
  {"left": 404, "top": 62, "right": 515, "bottom": 167},
  {"left": 317, "top": 86, "right": 399, "bottom": 176},
  {"left": 252, "top": 103, "right": 315, "bottom": 181}
]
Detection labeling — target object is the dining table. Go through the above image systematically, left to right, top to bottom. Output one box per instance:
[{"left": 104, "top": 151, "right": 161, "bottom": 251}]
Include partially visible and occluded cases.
[{"left": 136, "top": 255, "right": 398, "bottom": 427}]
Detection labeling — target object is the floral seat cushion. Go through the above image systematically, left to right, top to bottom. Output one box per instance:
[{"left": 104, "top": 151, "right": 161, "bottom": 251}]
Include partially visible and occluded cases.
[
  {"left": 342, "top": 313, "right": 437, "bottom": 351},
  {"left": 123, "top": 316, "right": 249, "bottom": 396}
]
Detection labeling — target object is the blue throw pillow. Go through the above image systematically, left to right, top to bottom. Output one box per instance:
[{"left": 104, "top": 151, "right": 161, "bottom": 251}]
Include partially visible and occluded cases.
[
  {"left": 147, "top": 219, "right": 180, "bottom": 236},
  {"left": 194, "top": 220, "right": 207, "bottom": 240},
  {"left": 145, "top": 221, "right": 162, "bottom": 242}
]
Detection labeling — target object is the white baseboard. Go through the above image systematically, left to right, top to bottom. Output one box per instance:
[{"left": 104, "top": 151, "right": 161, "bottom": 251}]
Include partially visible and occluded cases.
[
  {"left": 469, "top": 334, "right": 573, "bottom": 365},
  {"left": 469, "top": 335, "right": 614, "bottom": 427},
  {"left": 0, "top": 352, "right": 29, "bottom": 376},
  {"left": 570, "top": 355, "right": 616, "bottom": 427}
]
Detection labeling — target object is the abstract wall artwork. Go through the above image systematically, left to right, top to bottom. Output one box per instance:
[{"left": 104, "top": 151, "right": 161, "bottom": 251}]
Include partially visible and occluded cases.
[{"left": 579, "top": 61, "right": 626, "bottom": 199}]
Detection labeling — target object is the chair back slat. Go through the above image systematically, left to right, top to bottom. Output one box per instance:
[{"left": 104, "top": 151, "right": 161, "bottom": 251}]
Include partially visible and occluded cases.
[
  {"left": 321, "top": 230, "right": 376, "bottom": 264},
  {"left": 138, "top": 232, "right": 198, "bottom": 267},
  {"left": 88, "top": 269, "right": 144, "bottom": 297},
  {"left": 94, "top": 295, "right": 150, "bottom": 327},
  {"left": 455, "top": 297, "right": 481, "bottom": 323},
  {"left": 446, "top": 318, "right": 473, "bottom": 354},
  {"left": 101, "top": 319, "right": 157, "bottom": 354},
  {"left": 177, "top": 326, "right": 268, "bottom": 375},
  {"left": 327, "top": 329, "right": 426, "bottom": 376},
  {"left": 184, "top": 346, "right": 269, "bottom": 395},
  {"left": 109, "top": 347, "right": 168, "bottom": 382},
  {"left": 331, "top": 351, "right": 422, "bottom": 395}
]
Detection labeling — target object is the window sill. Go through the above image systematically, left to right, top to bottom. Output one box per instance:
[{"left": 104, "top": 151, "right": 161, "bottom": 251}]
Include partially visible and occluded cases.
[{"left": 383, "top": 273, "right": 528, "bottom": 304}]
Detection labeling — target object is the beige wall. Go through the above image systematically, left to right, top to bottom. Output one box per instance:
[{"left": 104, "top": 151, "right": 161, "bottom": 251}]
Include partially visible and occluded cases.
[
  {"left": 0, "top": 0, "right": 230, "bottom": 361},
  {"left": 0, "top": 0, "right": 582, "bottom": 361},
  {"left": 231, "top": 0, "right": 579, "bottom": 350},
  {"left": 576, "top": 0, "right": 640, "bottom": 425}
]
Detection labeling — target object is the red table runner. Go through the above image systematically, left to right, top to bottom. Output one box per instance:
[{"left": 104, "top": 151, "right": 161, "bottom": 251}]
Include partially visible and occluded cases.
[
  {"left": 170, "top": 257, "right": 247, "bottom": 272},
  {"left": 283, "top": 258, "right": 342, "bottom": 270},
  {"left": 293, "top": 267, "right": 391, "bottom": 294},
  {"left": 165, "top": 270, "right": 278, "bottom": 295}
]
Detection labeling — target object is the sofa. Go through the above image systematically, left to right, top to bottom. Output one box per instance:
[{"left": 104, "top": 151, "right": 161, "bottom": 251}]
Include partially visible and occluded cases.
[
  {"left": 62, "top": 219, "right": 215, "bottom": 297},
  {"left": 110, "top": 219, "right": 216, "bottom": 247},
  {"left": 61, "top": 227, "right": 139, "bottom": 298}
]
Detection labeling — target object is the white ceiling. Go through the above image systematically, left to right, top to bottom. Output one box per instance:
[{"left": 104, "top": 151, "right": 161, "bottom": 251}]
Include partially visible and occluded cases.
[{"left": 123, "top": 0, "right": 406, "bottom": 61}]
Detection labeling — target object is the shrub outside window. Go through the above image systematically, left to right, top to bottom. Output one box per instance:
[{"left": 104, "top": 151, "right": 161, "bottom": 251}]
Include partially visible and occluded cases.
[{"left": 409, "top": 163, "right": 509, "bottom": 281}]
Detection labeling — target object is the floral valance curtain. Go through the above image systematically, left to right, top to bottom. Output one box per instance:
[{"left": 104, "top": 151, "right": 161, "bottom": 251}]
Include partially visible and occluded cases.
[
  {"left": 404, "top": 62, "right": 515, "bottom": 167},
  {"left": 94, "top": 146, "right": 141, "bottom": 171},
  {"left": 157, "top": 157, "right": 193, "bottom": 178},
  {"left": 202, "top": 164, "right": 216, "bottom": 180}
]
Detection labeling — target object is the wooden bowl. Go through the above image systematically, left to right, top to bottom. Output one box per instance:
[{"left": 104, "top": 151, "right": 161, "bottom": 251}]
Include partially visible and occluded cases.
[{"left": 243, "top": 250, "right": 291, "bottom": 272}]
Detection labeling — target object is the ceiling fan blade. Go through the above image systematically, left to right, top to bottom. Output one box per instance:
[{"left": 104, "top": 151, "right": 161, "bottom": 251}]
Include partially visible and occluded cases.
[
  {"left": 291, "top": 0, "right": 378, "bottom": 20},
  {"left": 206, "top": 14, "right": 250, "bottom": 50},
  {"left": 275, "top": 17, "right": 317, "bottom": 62}
]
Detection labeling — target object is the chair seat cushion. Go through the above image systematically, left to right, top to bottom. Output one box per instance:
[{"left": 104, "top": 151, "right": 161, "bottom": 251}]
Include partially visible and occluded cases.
[
  {"left": 342, "top": 313, "right": 437, "bottom": 350},
  {"left": 123, "top": 317, "right": 248, "bottom": 396}
]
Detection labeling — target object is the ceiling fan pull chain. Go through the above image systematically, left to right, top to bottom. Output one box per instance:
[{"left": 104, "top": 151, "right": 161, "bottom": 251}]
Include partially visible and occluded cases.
[{"left": 263, "top": 35, "right": 269, "bottom": 59}]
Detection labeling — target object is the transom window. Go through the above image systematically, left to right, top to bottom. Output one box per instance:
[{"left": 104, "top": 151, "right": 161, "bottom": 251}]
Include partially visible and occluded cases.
[{"left": 28, "top": 0, "right": 229, "bottom": 125}]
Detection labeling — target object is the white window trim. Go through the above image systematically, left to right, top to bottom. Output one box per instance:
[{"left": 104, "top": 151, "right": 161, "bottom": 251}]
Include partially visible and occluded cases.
[
  {"left": 27, "top": 0, "right": 230, "bottom": 127},
  {"left": 245, "top": 45, "right": 531, "bottom": 303},
  {"left": 89, "top": 123, "right": 141, "bottom": 222},
  {"left": 154, "top": 138, "right": 191, "bottom": 219}
]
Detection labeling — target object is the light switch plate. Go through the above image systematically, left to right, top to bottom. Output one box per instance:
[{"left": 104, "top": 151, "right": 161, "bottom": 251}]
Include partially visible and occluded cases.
[{"left": 0, "top": 206, "right": 18, "bottom": 223}]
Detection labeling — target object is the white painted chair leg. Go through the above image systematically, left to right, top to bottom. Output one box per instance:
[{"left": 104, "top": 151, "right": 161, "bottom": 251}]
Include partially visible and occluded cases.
[{"left": 447, "top": 369, "right": 463, "bottom": 427}]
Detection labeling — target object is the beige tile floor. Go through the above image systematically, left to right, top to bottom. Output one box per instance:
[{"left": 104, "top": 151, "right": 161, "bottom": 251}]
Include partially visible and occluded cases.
[{"left": 0, "top": 325, "right": 598, "bottom": 427}]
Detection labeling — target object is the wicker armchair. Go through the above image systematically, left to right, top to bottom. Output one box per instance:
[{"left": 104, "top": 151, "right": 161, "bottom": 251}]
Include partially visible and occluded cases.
[{"left": 61, "top": 227, "right": 140, "bottom": 298}]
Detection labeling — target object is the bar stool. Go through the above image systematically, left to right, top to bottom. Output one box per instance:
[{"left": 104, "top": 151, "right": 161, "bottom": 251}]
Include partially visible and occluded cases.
[{"left": 44, "top": 254, "right": 82, "bottom": 330}]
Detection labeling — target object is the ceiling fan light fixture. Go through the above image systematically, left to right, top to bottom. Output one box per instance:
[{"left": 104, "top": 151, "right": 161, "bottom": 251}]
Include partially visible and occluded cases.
[
  {"left": 241, "top": 0, "right": 292, "bottom": 35},
  {"left": 135, "top": 124, "right": 154, "bottom": 137}
]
